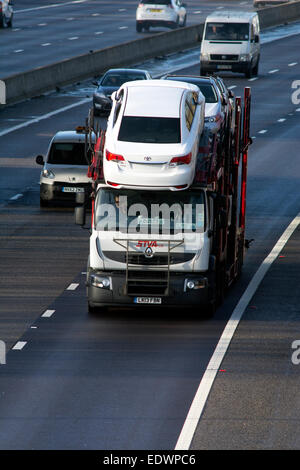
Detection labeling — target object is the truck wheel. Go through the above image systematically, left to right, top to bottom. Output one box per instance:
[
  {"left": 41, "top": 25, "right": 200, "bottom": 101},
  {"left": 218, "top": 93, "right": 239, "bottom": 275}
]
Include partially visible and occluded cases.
[{"left": 245, "top": 62, "right": 253, "bottom": 79}]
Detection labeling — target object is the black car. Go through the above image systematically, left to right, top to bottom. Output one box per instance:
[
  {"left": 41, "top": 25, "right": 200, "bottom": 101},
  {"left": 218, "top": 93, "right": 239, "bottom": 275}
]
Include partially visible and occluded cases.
[{"left": 92, "top": 68, "right": 152, "bottom": 116}]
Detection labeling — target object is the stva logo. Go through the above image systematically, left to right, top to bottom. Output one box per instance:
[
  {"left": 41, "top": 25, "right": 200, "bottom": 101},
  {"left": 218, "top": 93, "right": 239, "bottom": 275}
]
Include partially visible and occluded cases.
[{"left": 136, "top": 240, "right": 163, "bottom": 248}]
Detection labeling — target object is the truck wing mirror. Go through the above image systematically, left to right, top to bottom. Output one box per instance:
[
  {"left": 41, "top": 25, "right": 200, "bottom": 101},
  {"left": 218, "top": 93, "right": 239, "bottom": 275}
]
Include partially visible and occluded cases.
[
  {"left": 36, "top": 155, "right": 44, "bottom": 165},
  {"left": 75, "top": 206, "right": 86, "bottom": 227}
]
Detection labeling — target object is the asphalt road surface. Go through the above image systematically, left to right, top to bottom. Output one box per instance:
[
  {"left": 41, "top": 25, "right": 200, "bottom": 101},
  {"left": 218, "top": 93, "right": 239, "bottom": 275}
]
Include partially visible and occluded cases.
[
  {"left": 0, "top": 0, "right": 255, "bottom": 76},
  {"left": 0, "top": 27, "right": 300, "bottom": 449}
]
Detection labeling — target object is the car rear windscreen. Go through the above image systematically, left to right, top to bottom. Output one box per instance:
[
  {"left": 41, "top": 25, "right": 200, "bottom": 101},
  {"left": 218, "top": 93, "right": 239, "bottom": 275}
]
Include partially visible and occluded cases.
[
  {"left": 140, "top": 0, "right": 171, "bottom": 4},
  {"left": 118, "top": 116, "right": 181, "bottom": 144},
  {"left": 48, "top": 143, "right": 88, "bottom": 165}
]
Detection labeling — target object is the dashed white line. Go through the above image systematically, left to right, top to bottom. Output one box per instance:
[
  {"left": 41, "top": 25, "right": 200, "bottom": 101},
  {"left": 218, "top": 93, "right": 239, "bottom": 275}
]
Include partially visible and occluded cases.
[
  {"left": 118, "top": 8, "right": 126, "bottom": 11},
  {"left": 193, "top": 10, "right": 202, "bottom": 13},
  {"left": 92, "top": 13, "right": 100, "bottom": 16},
  {"left": 66, "top": 17, "right": 75, "bottom": 21},
  {"left": 38, "top": 23, "right": 47, "bottom": 26},
  {"left": 119, "top": 26, "right": 128, "bottom": 30},
  {"left": 95, "top": 31, "right": 103, "bottom": 35},
  {"left": 69, "top": 36, "right": 79, "bottom": 40},
  {"left": 41, "top": 43, "right": 51, "bottom": 47},
  {"left": 14, "top": 49, "right": 24, "bottom": 53},
  {"left": 288, "top": 62, "right": 298, "bottom": 66},
  {"left": 269, "top": 69, "right": 279, "bottom": 74},
  {"left": 248, "top": 77, "right": 258, "bottom": 81},
  {"left": 227, "top": 85, "right": 236, "bottom": 90},
  {"left": 296, "top": 108, "right": 300, "bottom": 112},
  {"left": 277, "top": 118, "right": 286, "bottom": 122},
  {"left": 258, "top": 129, "right": 268, "bottom": 134},
  {"left": 10, "top": 193, "right": 23, "bottom": 200},
  {"left": 175, "top": 211, "right": 300, "bottom": 450},
  {"left": 67, "top": 283, "right": 79, "bottom": 290},
  {"left": 42, "top": 309, "right": 55, "bottom": 318},
  {"left": 12, "top": 341, "right": 27, "bottom": 351}
]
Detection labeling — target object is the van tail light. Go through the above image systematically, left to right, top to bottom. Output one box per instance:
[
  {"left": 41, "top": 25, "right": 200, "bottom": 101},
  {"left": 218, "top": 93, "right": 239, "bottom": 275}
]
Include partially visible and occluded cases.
[
  {"left": 106, "top": 150, "right": 125, "bottom": 163},
  {"left": 169, "top": 153, "right": 192, "bottom": 167}
]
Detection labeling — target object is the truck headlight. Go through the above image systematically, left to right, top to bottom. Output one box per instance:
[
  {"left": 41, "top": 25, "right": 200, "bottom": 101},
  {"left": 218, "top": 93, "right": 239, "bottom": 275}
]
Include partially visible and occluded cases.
[
  {"left": 42, "top": 169, "right": 55, "bottom": 179},
  {"left": 90, "top": 274, "right": 111, "bottom": 289},
  {"left": 185, "top": 278, "right": 208, "bottom": 290}
]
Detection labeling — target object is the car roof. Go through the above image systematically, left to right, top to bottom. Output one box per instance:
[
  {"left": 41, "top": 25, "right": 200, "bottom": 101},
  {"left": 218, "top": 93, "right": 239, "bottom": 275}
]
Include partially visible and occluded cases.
[
  {"left": 205, "top": 10, "right": 258, "bottom": 23},
  {"left": 104, "top": 68, "right": 149, "bottom": 75},
  {"left": 164, "top": 75, "right": 217, "bottom": 85},
  {"left": 122, "top": 80, "right": 200, "bottom": 118},
  {"left": 51, "top": 131, "right": 94, "bottom": 143}
]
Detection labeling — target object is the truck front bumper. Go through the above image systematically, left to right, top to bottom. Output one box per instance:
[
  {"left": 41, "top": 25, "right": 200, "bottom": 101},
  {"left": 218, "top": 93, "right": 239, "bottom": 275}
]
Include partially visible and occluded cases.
[{"left": 87, "top": 270, "right": 212, "bottom": 309}]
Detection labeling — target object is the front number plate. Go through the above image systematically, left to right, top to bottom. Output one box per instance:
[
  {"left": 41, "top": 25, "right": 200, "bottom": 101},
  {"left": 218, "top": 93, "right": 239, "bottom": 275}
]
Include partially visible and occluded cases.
[
  {"left": 217, "top": 65, "right": 232, "bottom": 70},
  {"left": 62, "top": 187, "right": 85, "bottom": 193},
  {"left": 134, "top": 297, "right": 162, "bottom": 305}
]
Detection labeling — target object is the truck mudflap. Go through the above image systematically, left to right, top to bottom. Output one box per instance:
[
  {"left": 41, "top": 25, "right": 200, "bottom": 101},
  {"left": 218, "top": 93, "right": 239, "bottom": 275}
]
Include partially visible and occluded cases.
[{"left": 87, "top": 270, "right": 212, "bottom": 309}]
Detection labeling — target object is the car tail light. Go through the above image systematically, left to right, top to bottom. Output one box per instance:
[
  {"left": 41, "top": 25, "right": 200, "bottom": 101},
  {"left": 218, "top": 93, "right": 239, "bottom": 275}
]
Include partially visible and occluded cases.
[
  {"left": 106, "top": 150, "right": 125, "bottom": 163},
  {"left": 169, "top": 153, "right": 192, "bottom": 166},
  {"left": 107, "top": 181, "right": 120, "bottom": 187},
  {"left": 174, "top": 184, "right": 188, "bottom": 189}
]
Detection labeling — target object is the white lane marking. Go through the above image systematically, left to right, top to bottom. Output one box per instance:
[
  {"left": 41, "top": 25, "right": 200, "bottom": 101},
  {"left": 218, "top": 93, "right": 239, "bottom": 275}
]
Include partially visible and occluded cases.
[
  {"left": 15, "top": 0, "right": 87, "bottom": 14},
  {"left": 118, "top": 8, "right": 126, "bottom": 11},
  {"left": 193, "top": 11, "right": 202, "bottom": 14},
  {"left": 92, "top": 13, "right": 100, "bottom": 16},
  {"left": 66, "top": 17, "right": 75, "bottom": 20},
  {"left": 38, "top": 23, "right": 47, "bottom": 26},
  {"left": 119, "top": 26, "right": 128, "bottom": 30},
  {"left": 12, "top": 28, "right": 20, "bottom": 31},
  {"left": 95, "top": 31, "right": 103, "bottom": 35},
  {"left": 69, "top": 36, "right": 79, "bottom": 40},
  {"left": 41, "top": 43, "right": 51, "bottom": 47},
  {"left": 14, "top": 49, "right": 24, "bottom": 53},
  {"left": 288, "top": 62, "right": 297, "bottom": 66},
  {"left": 269, "top": 69, "right": 279, "bottom": 74},
  {"left": 248, "top": 77, "right": 258, "bottom": 81},
  {"left": 227, "top": 85, "right": 236, "bottom": 90},
  {"left": 0, "top": 98, "right": 90, "bottom": 138},
  {"left": 296, "top": 108, "right": 300, "bottom": 112},
  {"left": 277, "top": 118, "right": 286, "bottom": 122},
  {"left": 258, "top": 129, "right": 268, "bottom": 134},
  {"left": 9, "top": 193, "right": 23, "bottom": 200},
  {"left": 175, "top": 211, "right": 300, "bottom": 450},
  {"left": 67, "top": 283, "right": 79, "bottom": 290},
  {"left": 42, "top": 309, "right": 55, "bottom": 318},
  {"left": 12, "top": 341, "right": 27, "bottom": 350}
]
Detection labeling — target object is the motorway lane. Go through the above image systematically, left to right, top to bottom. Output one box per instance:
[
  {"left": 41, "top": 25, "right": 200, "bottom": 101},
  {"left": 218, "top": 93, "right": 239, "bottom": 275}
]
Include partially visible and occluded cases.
[
  {"left": 0, "top": 0, "right": 254, "bottom": 76},
  {"left": 0, "top": 33, "right": 299, "bottom": 448}
]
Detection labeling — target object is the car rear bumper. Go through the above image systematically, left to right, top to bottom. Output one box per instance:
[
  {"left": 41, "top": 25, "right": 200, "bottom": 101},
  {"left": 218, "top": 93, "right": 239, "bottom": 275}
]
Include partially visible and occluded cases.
[{"left": 40, "top": 182, "right": 92, "bottom": 204}]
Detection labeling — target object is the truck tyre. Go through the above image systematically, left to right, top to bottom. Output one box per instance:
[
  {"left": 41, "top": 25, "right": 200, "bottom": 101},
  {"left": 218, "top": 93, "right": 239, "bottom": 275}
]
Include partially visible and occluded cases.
[{"left": 136, "top": 22, "right": 143, "bottom": 32}]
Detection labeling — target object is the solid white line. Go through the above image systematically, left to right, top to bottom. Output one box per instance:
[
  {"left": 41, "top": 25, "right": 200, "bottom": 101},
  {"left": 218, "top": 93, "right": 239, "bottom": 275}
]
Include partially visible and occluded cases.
[
  {"left": 15, "top": 0, "right": 87, "bottom": 14},
  {"left": 0, "top": 98, "right": 91, "bottom": 138},
  {"left": 10, "top": 193, "right": 23, "bottom": 200},
  {"left": 175, "top": 212, "right": 300, "bottom": 450},
  {"left": 67, "top": 283, "right": 79, "bottom": 290},
  {"left": 42, "top": 309, "right": 55, "bottom": 318},
  {"left": 12, "top": 341, "right": 27, "bottom": 350}
]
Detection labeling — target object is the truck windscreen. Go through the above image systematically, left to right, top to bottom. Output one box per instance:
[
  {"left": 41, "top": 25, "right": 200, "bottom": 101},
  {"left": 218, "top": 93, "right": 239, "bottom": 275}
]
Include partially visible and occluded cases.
[
  {"left": 205, "top": 22, "right": 249, "bottom": 41},
  {"left": 118, "top": 117, "right": 181, "bottom": 144},
  {"left": 48, "top": 143, "right": 89, "bottom": 165},
  {"left": 94, "top": 188, "right": 206, "bottom": 234}
]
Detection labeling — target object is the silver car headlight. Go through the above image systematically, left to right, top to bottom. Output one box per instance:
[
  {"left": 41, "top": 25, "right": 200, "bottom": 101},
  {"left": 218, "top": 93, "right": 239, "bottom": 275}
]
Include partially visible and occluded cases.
[
  {"left": 200, "top": 52, "right": 210, "bottom": 61},
  {"left": 240, "top": 54, "right": 250, "bottom": 62},
  {"left": 42, "top": 169, "right": 55, "bottom": 179}
]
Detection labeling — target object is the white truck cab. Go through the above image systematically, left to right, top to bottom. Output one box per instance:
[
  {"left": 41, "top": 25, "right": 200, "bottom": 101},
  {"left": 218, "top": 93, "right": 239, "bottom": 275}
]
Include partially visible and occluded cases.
[{"left": 200, "top": 11, "right": 260, "bottom": 78}]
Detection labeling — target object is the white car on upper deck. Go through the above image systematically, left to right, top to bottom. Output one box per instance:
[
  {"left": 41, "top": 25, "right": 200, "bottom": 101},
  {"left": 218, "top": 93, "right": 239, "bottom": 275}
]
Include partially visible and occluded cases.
[{"left": 103, "top": 80, "right": 205, "bottom": 191}]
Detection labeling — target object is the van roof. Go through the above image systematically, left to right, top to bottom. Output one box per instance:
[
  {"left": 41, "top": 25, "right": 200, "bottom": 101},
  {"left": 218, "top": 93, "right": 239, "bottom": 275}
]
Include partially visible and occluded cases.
[{"left": 205, "top": 10, "right": 258, "bottom": 23}]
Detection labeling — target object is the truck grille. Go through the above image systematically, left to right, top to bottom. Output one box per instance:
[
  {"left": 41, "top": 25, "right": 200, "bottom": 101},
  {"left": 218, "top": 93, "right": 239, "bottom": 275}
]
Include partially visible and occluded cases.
[
  {"left": 210, "top": 54, "right": 239, "bottom": 61},
  {"left": 103, "top": 251, "right": 194, "bottom": 266},
  {"left": 127, "top": 270, "right": 168, "bottom": 296}
]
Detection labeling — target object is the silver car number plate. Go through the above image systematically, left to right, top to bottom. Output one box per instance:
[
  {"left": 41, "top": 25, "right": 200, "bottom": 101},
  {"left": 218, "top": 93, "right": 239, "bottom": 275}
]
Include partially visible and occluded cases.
[
  {"left": 217, "top": 65, "right": 232, "bottom": 70},
  {"left": 62, "top": 187, "right": 85, "bottom": 193},
  {"left": 134, "top": 297, "right": 162, "bottom": 305}
]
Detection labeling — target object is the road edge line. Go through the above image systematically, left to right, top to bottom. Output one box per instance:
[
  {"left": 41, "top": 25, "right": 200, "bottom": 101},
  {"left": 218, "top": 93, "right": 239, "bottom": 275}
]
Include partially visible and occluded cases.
[{"left": 175, "top": 211, "right": 300, "bottom": 450}]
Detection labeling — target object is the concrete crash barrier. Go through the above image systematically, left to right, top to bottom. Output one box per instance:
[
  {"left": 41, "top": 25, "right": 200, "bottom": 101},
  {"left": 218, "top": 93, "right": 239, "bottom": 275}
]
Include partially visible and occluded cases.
[{"left": 2, "top": 1, "right": 300, "bottom": 105}]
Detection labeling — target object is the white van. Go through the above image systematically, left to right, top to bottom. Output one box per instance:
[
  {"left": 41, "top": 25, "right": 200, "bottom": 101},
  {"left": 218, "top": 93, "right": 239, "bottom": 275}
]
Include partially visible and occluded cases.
[{"left": 200, "top": 11, "right": 260, "bottom": 78}]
